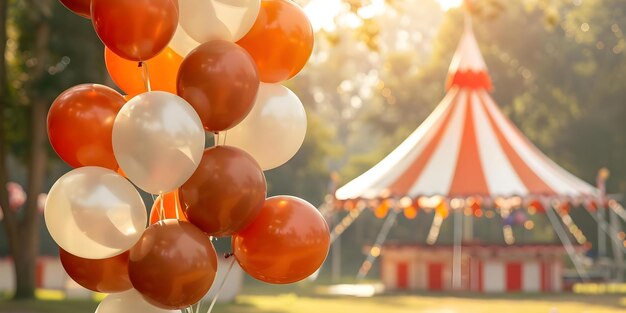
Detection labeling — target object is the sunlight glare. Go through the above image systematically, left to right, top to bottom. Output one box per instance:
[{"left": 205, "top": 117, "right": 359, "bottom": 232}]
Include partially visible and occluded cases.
[
  {"left": 303, "top": 0, "right": 343, "bottom": 32},
  {"left": 437, "top": 0, "right": 464, "bottom": 11}
]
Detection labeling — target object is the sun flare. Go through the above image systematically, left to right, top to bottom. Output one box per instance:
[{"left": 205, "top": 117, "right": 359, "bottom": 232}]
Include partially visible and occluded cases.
[{"left": 437, "top": 0, "right": 464, "bottom": 11}]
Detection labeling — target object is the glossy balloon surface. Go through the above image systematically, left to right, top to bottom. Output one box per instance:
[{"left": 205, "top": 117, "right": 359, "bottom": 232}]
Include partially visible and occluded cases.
[
  {"left": 59, "top": 0, "right": 91, "bottom": 19},
  {"left": 92, "top": 0, "right": 179, "bottom": 61},
  {"left": 179, "top": 0, "right": 260, "bottom": 42},
  {"left": 237, "top": 0, "right": 313, "bottom": 83},
  {"left": 177, "top": 40, "right": 259, "bottom": 132},
  {"left": 105, "top": 47, "right": 182, "bottom": 97},
  {"left": 227, "top": 83, "right": 307, "bottom": 170},
  {"left": 47, "top": 84, "right": 125, "bottom": 170},
  {"left": 112, "top": 91, "right": 205, "bottom": 194},
  {"left": 180, "top": 146, "right": 266, "bottom": 236},
  {"left": 45, "top": 167, "right": 147, "bottom": 259},
  {"left": 149, "top": 190, "right": 187, "bottom": 224},
  {"left": 233, "top": 196, "right": 329, "bottom": 284},
  {"left": 129, "top": 220, "right": 217, "bottom": 310},
  {"left": 60, "top": 248, "right": 132, "bottom": 293},
  {"left": 96, "top": 289, "right": 178, "bottom": 313}
]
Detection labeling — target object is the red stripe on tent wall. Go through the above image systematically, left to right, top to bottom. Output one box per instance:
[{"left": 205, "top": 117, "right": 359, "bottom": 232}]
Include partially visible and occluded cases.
[
  {"left": 448, "top": 91, "right": 489, "bottom": 196},
  {"left": 388, "top": 92, "right": 461, "bottom": 195},
  {"left": 478, "top": 94, "right": 555, "bottom": 195},
  {"left": 36, "top": 259, "right": 44, "bottom": 288},
  {"left": 478, "top": 260, "right": 484, "bottom": 292},
  {"left": 541, "top": 261, "right": 550, "bottom": 292},
  {"left": 397, "top": 262, "right": 409, "bottom": 290},
  {"left": 428, "top": 262, "right": 444, "bottom": 291},
  {"left": 506, "top": 262, "right": 522, "bottom": 292}
]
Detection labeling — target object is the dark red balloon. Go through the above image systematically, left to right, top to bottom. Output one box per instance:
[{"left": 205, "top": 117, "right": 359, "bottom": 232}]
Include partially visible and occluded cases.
[
  {"left": 59, "top": 0, "right": 92, "bottom": 19},
  {"left": 91, "top": 0, "right": 179, "bottom": 61},
  {"left": 177, "top": 40, "right": 259, "bottom": 132},
  {"left": 47, "top": 84, "right": 125, "bottom": 170},
  {"left": 180, "top": 146, "right": 266, "bottom": 237},
  {"left": 233, "top": 196, "right": 330, "bottom": 284},
  {"left": 129, "top": 220, "right": 217, "bottom": 310},
  {"left": 59, "top": 248, "right": 132, "bottom": 293}
]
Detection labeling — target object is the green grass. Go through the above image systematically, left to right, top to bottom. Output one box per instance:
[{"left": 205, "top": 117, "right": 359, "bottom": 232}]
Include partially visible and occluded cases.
[{"left": 1, "top": 287, "right": 626, "bottom": 313}]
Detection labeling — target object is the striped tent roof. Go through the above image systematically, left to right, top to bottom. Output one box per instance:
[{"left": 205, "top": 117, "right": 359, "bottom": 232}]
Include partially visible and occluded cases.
[{"left": 336, "top": 22, "right": 598, "bottom": 202}]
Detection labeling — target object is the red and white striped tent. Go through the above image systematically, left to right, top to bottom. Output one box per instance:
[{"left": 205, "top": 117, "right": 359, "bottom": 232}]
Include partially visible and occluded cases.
[
  {"left": 329, "top": 14, "right": 612, "bottom": 293},
  {"left": 335, "top": 23, "right": 598, "bottom": 203}
]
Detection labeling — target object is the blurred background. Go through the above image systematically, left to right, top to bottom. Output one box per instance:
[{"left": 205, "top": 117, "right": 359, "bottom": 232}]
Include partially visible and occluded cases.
[{"left": 1, "top": 0, "right": 626, "bottom": 312}]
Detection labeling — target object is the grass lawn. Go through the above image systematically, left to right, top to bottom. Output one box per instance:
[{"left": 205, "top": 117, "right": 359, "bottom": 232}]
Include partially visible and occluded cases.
[{"left": 1, "top": 286, "right": 625, "bottom": 313}]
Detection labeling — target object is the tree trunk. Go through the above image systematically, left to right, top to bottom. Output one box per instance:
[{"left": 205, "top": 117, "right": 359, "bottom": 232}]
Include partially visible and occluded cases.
[
  {"left": 0, "top": 0, "right": 19, "bottom": 275},
  {"left": 1, "top": 0, "right": 52, "bottom": 299},
  {"left": 13, "top": 3, "right": 51, "bottom": 299}
]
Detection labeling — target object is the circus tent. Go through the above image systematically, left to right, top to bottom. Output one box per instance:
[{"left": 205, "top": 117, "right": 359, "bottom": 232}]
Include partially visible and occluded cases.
[
  {"left": 324, "top": 13, "right": 626, "bottom": 292},
  {"left": 335, "top": 22, "right": 598, "bottom": 203}
]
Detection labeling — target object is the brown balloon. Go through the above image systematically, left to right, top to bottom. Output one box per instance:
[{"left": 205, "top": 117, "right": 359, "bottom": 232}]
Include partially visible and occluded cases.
[
  {"left": 59, "top": 0, "right": 92, "bottom": 19},
  {"left": 177, "top": 40, "right": 259, "bottom": 132},
  {"left": 180, "top": 146, "right": 266, "bottom": 237},
  {"left": 233, "top": 196, "right": 330, "bottom": 284},
  {"left": 128, "top": 220, "right": 217, "bottom": 310},
  {"left": 59, "top": 248, "right": 132, "bottom": 293}
]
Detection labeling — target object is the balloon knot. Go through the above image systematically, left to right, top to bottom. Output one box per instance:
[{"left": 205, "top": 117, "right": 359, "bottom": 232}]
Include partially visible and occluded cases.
[
  {"left": 138, "top": 61, "right": 143, "bottom": 68},
  {"left": 224, "top": 252, "right": 234, "bottom": 259}
]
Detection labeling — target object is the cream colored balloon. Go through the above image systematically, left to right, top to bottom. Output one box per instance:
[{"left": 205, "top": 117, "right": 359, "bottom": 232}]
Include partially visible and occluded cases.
[
  {"left": 179, "top": 0, "right": 260, "bottom": 43},
  {"left": 168, "top": 24, "right": 200, "bottom": 57},
  {"left": 226, "top": 83, "right": 307, "bottom": 170},
  {"left": 112, "top": 91, "right": 205, "bottom": 194},
  {"left": 44, "top": 167, "right": 146, "bottom": 259},
  {"left": 96, "top": 289, "right": 178, "bottom": 313}
]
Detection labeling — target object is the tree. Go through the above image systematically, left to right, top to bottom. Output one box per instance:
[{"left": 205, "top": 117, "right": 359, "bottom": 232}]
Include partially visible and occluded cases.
[{"left": 0, "top": 0, "right": 106, "bottom": 299}]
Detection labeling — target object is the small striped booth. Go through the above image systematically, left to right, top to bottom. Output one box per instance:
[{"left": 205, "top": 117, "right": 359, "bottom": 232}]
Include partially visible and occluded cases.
[{"left": 380, "top": 244, "right": 575, "bottom": 293}]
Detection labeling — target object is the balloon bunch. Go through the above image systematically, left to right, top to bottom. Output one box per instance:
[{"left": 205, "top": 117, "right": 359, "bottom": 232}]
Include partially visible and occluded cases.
[{"left": 47, "top": 1, "right": 330, "bottom": 312}]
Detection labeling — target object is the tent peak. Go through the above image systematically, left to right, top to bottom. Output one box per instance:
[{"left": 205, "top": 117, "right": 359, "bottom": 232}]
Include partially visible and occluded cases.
[{"left": 446, "top": 16, "right": 493, "bottom": 91}]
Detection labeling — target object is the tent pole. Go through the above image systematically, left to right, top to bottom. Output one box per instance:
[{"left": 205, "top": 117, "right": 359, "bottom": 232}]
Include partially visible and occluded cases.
[
  {"left": 609, "top": 200, "right": 626, "bottom": 223},
  {"left": 582, "top": 203, "right": 626, "bottom": 254},
  {"left": 545, "top": 204, "right": 589, "bottom": 282},
  {"left": 452, "top": 206, "right": 463, "bottom": 290},
  {"left": 608, "top": 206, "right": 625, "bottom": 282},
  {"left": 598, "top": 207, "right": 608, "bottom": 258},
  {"left": 356, "top": 208, "right": 399, "bottom": 280},
  {"left": 331, "top": 213, "right": 342, "bottom": 282}
]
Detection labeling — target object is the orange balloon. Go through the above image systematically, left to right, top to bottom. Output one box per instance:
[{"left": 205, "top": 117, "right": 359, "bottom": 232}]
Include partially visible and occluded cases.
[
  {"left": 59, "top": 0, "right": 91, "bottom": 19},
  {"left": 92, "top": 0, "right": 178, "bottom": 61},
  {"left": 237, "top": 0, "right": 313, "bottom": 83},
  {"left": 177, "top": 40, "right": 259, "bottom": 132},
  {"left": 105, "top": 47, "right": 183, "bottom": 97},
  {"left": 47, "top": 84, "right": 125, "bottom": 170},
  {"left": 180, "top": 146, "right": 266, "bottom": 236},
  {"left": 149, "top": 190, "right": 188, "bottom": 224},
  {"left": 233, "top": 196, "right": 330, "bottom": 284},
  {"left": 129, "top": 220, "right": 217, "bottom": 310},
  {"left": 59, "top": 248, "right": 132, "bottom": 293}
]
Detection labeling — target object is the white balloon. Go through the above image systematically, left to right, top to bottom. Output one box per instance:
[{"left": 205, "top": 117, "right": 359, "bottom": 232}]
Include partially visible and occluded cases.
[
  {"left": 179, "top": 0, "right": 260, "bottom": 43},
  {"left": 168, "top": 24, "right": 200, "bottom": 57},
  {"left": 226, "top": 83, "right": 307, "bottom": 170},
  {"left": 113, "top": 91, "right": 205, "bottom": 194},
  {"left": 44, "top": 167, "right": 146, "bottom": 259},
  {"left": 96, "top": 289, "right": 178, "bottom": 313}
]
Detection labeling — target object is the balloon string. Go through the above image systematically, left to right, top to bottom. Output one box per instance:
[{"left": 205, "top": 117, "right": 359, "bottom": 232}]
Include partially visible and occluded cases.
[
  {"left": 139, "top": 61, "right": 152, "bottom": 92},
  {"left": 223, "top": 131, "right": 228, "bottom": 146},
  {"left": 214, "top": 132, "right": 220, "bottom": 147},
  {"left": 174, "top": 190, "right": 180, "bottom": 220},
  {"left": 159, "top": 192, "right": 165, "bottom": 221},
  {"left": 206, "top": 256, "right": 236, "bottom": 313}
]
